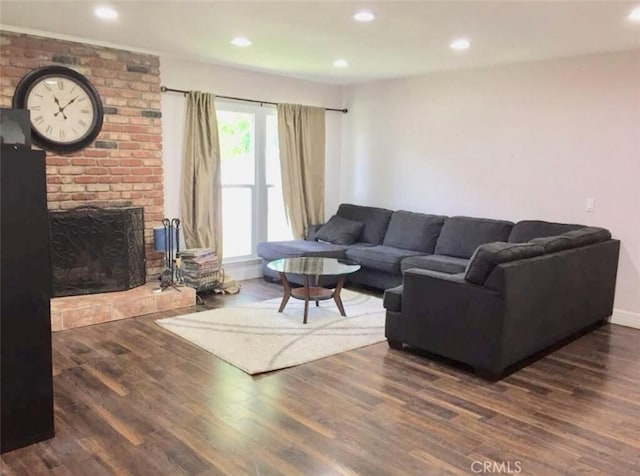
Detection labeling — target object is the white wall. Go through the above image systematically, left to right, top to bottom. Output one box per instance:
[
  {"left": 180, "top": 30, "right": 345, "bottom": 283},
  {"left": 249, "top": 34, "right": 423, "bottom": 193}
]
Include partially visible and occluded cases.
[
  {"left": 341, "top": 50, "right": 640, "bottom": 320},
  {"left": 160, "top": 56, "right": 344, "bottom": 223}
]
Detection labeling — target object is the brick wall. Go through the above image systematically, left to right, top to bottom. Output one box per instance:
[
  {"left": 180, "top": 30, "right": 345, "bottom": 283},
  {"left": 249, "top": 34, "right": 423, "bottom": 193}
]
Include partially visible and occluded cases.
[{"left": 0, "top": 31, "right": 164, "bottom": 276}]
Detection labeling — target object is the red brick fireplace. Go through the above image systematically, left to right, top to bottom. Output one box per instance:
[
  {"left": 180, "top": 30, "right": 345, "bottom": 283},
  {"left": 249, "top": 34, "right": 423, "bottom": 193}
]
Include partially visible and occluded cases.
[
  {"left": 0, "top": 31, "right": 195, "bottom": 329},
  {"left": 1, "top": 31, "right": 164, "bottom": 276}
]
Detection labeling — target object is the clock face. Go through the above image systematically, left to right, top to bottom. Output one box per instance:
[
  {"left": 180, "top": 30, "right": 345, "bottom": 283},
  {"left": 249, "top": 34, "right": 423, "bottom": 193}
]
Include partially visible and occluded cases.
[
  {"left": 13, "top": 66, "right": 104, "bottom": 153},
  {"left": 26, "top": 76, "right": 96, "bottom": 144}
]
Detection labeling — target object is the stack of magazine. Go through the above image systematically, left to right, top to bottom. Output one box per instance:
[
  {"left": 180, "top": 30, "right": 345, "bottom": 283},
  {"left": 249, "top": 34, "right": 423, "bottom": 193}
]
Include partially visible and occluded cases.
[{"left": 179, "top": 248, "right": 222, "bottom": 291}]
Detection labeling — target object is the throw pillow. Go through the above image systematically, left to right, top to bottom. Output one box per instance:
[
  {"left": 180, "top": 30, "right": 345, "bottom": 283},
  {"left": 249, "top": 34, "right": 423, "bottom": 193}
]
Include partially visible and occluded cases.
[
  {"left": 314, "top": 215, "right": 364, "bottom": 245},
  {"left": 562, "top": 227, "right": 611, "bottom": 247},
  {"left": 529, "top": 235, "right": 573, "bottom": 253},
  {"left": 465, "top": 241, "right": 544, "bottom": 285}
]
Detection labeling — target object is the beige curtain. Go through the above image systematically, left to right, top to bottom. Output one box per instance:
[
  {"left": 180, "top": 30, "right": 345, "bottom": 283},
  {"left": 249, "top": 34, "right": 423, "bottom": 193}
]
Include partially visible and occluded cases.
[
  {"left": 181, "top": 91, "right": 223, "bottom": 259},
  {"left": 277, "top": 103, "right": 325, "bottom": 239}
]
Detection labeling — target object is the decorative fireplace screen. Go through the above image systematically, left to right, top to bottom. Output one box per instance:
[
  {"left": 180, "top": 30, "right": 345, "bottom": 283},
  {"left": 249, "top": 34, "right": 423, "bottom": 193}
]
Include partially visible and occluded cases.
[{"left": 49, "top": 206, "right": 146, "bottom": 297}]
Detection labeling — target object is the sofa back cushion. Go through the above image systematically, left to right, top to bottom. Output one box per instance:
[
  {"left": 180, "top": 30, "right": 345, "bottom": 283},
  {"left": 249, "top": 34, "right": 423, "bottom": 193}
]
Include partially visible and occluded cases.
[
  {"left": 337, "top": 203, "right": 393, "bottom": 245},
  {"left": 383, "top": 210, "right": 446, "bottom": 252},
  {"left": 313, "top": 215, "right": 364, "bottom": 245},
  {"left": 434, "top": 216, "right": 514, "bottom": 259},
  {"left": 509, "top": 220, "right": 583, "bottom": 243},
  {"left": 562, "top": 227, "right": 611, "bottom": 247},
  {"left": 529, "top": 235, "right": 573, "bottom": 253},
  {"left": 465, "top": 242, "right": 545, "bottom": 285}
]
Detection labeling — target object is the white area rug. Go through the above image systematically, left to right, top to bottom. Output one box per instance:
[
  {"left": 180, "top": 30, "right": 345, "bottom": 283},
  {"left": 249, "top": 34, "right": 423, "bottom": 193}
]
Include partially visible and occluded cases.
[{"left": 156, "top": 289, "right": 386, "bottom": 375}]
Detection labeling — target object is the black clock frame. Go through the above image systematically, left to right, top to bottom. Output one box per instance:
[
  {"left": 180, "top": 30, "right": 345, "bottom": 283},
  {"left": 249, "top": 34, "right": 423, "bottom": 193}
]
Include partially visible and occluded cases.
[{"left": 12, "top": 65, "right": 104, "bottom": 154}]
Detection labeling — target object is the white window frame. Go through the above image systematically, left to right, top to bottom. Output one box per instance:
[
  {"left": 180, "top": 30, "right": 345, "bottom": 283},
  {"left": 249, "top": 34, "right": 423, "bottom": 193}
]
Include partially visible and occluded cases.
[{"left": 216, "top": 100, "right": 277, "bottom": 263}]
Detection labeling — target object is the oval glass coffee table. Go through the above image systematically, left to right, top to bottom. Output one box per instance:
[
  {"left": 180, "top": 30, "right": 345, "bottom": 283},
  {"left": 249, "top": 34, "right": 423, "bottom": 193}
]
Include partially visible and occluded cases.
[{"left": 267, "top": 257, "right": 361, "bottom": 324}]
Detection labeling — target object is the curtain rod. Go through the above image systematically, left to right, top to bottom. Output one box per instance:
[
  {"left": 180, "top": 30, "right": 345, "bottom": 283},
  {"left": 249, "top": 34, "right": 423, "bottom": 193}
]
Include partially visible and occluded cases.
[{"left": 160, "top": 86, "right": 348, "bottom": 113}]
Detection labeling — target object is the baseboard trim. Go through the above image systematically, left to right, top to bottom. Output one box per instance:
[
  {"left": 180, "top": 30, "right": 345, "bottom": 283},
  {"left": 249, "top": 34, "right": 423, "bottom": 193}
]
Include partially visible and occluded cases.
[
  {"left": 223, "top": 260, "right": 262, "bottom": 281},
  {"left": 609, "top": 309, "right": 640, "bottom": 329}
]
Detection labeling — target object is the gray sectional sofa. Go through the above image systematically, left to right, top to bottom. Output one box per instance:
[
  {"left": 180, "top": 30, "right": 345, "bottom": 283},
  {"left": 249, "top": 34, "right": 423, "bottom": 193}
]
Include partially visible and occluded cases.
[
  {"left": 257, "top": 203, "right": 620, "bottom": 378},
  {"left": 258, "top": 203, "right": 591, "bottom": 289}
]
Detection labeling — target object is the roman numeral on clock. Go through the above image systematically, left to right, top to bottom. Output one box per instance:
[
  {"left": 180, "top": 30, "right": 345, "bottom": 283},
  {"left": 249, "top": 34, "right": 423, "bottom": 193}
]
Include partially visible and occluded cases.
[{"left": 78, "top": 119, "right": 87, "bottom": 127}]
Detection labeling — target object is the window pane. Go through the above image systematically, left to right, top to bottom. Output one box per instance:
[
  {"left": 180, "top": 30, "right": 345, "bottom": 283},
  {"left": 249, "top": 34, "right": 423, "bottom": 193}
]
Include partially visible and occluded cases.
[
  {"left": 218, "top": 111, "right": 255, "bottom": 185},
  {"left": 265, "top": 114, "right": 280, "bottom": 186},
  {"left": 268, "top": 186, "right": 293, "bottom": 242},
  {"left": 222, "top": 187, "right": 252, "bottom": 258}
]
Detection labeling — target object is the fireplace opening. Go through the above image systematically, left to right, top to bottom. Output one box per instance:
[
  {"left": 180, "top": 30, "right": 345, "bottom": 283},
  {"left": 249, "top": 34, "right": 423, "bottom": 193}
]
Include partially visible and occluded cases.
[{"left": 49, "top": 206, "right": 146, "bottom": 297}]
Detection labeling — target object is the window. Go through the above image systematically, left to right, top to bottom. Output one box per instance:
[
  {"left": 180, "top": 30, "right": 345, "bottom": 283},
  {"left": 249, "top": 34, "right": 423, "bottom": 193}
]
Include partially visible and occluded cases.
[{"left": 217, "top": 102, "right": 292, "bottom": 261}]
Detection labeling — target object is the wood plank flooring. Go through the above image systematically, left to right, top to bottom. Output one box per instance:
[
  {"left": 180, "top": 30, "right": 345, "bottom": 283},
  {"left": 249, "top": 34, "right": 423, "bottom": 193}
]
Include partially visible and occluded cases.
[{"left": 2, "top": 279, "right": 640, "bottom": 475}]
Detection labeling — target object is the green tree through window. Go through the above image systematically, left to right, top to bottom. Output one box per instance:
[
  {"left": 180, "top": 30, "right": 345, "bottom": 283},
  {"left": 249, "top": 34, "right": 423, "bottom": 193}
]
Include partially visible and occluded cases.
[{"left": 219, "top": 116, "right": 251, "bottom": 160}]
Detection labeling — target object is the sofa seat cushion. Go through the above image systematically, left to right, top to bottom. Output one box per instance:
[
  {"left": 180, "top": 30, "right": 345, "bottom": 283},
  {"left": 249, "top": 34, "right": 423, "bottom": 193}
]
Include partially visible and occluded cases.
[
  {"left": 337, "top": 203, "right": 393, "bottom": 245},
  {"left": 382, "top": 210, "right": 446, "bottom": 253},
  {"left": 313, "top": 215, "right": 364, "bottom": 245},
  {"left": 435, "top": 216, "right": 514, "bottom": 259},
  {"left": 509, "top": 220, "right": 582, "bottom": 243},
  {"left": 562, "top": 227, "right": 611, "bottom": 248},
  {"left": 257, "top": 240, "right": 347, "bottom": 261},
  {"left": 349, "top": 241, "right": 376, "bottom": 248},
  {"left": 465, "top": 242, "right": 545, "bottom": 285},
  {"left": 345, "top": 245, "right": 424, "bottom": 274},
  {"left": 401, "top": 255, "right": 469, "bottom": 274},
  {"left": 383, "top": 285, "right": 403, "bottom": 312}
]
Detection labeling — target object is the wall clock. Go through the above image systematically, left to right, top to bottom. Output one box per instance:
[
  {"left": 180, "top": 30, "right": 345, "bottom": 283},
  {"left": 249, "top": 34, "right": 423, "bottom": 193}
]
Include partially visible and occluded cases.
[{"left": 12, "top": 65, "right": 104, "bottom": 153}]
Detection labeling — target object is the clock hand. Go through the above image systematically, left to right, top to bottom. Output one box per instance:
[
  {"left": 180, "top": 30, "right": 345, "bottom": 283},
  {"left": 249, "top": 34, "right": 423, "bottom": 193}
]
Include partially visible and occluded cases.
[
  {"left": 53, "top": 95, "right": 68, "bottom": 119},
  {"left": 54, "top": 95, "right": 79, "bottom": 119},
  {"left": 60, "top": 96, "right": 79, "bottom": 111}
]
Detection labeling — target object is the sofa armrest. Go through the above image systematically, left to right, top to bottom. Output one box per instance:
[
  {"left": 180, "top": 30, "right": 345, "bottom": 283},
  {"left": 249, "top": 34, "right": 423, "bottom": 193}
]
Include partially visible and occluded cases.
[{"left": 306, "top": 223, "right": 323, "bottom": 241}]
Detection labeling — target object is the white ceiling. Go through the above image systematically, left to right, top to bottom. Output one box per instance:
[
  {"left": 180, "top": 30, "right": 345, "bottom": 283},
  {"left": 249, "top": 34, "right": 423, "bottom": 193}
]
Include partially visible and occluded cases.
[{"left": 1, "top": 1, "right": 639, "bottom": 84}]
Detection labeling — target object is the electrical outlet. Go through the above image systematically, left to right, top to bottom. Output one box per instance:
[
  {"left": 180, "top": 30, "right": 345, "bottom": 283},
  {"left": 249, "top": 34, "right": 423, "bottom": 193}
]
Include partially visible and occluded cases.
[{"left": 585, "top": 198, "right": 595, "bottom": 213}]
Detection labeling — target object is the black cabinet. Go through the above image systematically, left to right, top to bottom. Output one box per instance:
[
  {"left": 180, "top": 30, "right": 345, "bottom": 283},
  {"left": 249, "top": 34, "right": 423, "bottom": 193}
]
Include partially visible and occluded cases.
[{"left": 1, "top": 145, "right": 54, "bottom": 453}]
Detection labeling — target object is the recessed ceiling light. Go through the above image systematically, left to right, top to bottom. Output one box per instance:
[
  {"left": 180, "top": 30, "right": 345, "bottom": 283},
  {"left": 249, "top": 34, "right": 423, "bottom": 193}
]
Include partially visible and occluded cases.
[
  {"left": 94, "top": 6, "right": 118, "bottom": 20},
  {"left": 629, "top": 6, "right": 640, "bottom": 21},
  {"left": 353, "top": 11, "right": 375, "bottom": 22},
  {"left": 231, "top": 37, "right": 252, "bottom": 47},
  {"left": 450, "top": 38, "right": 471, "bottom": 51},
  {"left": 333, "top": 59, "right": 349, "bottom": 68}
]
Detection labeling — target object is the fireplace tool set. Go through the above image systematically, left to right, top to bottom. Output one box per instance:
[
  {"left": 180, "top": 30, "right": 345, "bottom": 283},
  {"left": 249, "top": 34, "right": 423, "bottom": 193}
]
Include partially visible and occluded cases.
[
  {"left": 154, "top": 218, "right": 222, "bottom": 297},
  {"left": 159, "top": 218, "right": 181, "bottom": 291}
]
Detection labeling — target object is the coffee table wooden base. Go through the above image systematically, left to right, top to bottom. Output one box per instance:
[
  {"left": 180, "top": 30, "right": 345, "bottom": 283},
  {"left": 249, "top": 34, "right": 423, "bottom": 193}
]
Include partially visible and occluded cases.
[{"left": 278, "top": 273, "right": 346, "bottom": 324}]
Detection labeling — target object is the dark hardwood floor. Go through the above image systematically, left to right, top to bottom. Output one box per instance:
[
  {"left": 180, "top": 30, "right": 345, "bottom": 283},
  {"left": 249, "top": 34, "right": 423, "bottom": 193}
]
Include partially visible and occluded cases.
[{"left": 2, "top": 279, "right": 640, "bottom": 475}]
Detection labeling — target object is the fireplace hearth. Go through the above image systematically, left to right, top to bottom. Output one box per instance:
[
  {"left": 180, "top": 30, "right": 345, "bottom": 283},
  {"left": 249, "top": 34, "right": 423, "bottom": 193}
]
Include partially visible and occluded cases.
[{"left": 49, "top": 206, "right": 146, "bottom": 297}]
